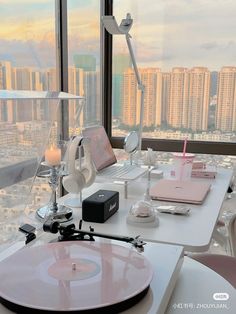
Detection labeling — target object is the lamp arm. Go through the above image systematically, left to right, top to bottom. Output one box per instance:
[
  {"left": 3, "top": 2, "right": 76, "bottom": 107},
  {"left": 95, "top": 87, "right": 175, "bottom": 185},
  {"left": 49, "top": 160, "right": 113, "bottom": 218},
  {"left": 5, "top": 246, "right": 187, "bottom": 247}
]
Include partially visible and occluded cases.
[
  {"left": 125, "top": 34, "right": 145, "bottom": 151},
  {"left": 125, "top": 34, "right": 144, "bottom": 91},
  {"left": 138, "top": 88, "right": 145, "bottom": 151}
]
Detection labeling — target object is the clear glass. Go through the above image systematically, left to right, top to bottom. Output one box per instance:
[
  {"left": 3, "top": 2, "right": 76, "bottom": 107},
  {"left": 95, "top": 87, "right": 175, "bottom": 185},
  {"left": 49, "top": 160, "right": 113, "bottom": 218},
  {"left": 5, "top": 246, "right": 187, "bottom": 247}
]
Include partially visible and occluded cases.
[
  {"left": 67, "top": 0, "right": 101, "bottom": 133},
  {"left": 112, "top": 0, "right": 236, "bottom": 143},
  {"left": 0, "top": 1, "right": 57, "bottom": 91},
  {"left": 0, "top": 92, "right": 83, "bottom": 251}
]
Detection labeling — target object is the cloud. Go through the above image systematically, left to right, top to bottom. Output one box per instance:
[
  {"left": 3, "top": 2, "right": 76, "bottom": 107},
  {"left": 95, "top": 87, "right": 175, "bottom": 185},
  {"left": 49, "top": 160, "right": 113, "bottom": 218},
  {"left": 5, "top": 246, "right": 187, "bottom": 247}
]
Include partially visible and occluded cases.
[
  {"left": 0, "top": 0, "right": 50, "bottom": 3},
  {"left": 0, "top": 0, "right": 235, "bottom": 71},
  {"left": 0, "top": 39, "right": 56, "bottom": 68},
  {"left": 226, "top": 40, "right": 236, "bottom": 48},
  {"left": 201, "top": 42, "right": 219, "bottom": 50}
]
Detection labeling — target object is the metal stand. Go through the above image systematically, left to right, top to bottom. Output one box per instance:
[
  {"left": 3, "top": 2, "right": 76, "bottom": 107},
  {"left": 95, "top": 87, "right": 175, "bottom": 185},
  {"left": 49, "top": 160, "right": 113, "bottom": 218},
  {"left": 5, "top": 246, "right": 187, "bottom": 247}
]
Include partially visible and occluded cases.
[
  {"left": 36, "top": 163, "right": 73, "bottom": 222},
  {"left": 124, "top": 180, "right": 128, "bottom": 199}
]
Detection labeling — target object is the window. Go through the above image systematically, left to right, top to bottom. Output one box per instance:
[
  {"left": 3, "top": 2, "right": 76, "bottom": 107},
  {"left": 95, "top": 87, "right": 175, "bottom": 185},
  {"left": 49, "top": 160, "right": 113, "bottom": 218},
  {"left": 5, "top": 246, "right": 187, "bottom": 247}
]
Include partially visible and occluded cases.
[
  {"left": 0, "top": 0, "right": 57, "bottom": 91},
  {"left": 0, "top": 0, "right": 58, "bottom": 166},
  {"left": 67, "top": 0, "right": 101, "bottom": 131},
  {"left": 112, "top": 0, "right": 236, "bottom": 154},
  {"left": 0, "top": 1, "right": 58, "bottom": 247}
]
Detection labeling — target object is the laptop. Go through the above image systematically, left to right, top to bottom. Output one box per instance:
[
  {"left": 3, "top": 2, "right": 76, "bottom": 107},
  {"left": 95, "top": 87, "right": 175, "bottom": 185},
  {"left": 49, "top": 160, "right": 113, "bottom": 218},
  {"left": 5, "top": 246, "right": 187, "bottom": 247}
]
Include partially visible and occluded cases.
[
  {"left": 82, "top": 126, "right": 147, "bottom": 180},
  {"left": 149, "top": 179, "right": 211, "bottom": 204}
]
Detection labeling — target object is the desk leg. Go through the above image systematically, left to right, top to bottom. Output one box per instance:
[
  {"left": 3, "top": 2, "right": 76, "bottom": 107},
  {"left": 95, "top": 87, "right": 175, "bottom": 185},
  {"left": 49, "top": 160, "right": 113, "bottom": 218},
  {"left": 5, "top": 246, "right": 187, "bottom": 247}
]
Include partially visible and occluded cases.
[
  {"left": 124, "top": 181, "right": 128, "bottom": 199},
  {"left": 80, "top": 191, "right": 82, "bottom": 205}
]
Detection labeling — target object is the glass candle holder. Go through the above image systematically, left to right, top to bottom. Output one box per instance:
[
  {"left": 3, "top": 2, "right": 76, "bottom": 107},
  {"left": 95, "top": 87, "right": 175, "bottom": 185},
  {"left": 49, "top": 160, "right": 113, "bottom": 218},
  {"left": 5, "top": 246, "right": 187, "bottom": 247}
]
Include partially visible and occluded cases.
[{"left": 36, "top": 140, "right": 72, "bottom": 222}]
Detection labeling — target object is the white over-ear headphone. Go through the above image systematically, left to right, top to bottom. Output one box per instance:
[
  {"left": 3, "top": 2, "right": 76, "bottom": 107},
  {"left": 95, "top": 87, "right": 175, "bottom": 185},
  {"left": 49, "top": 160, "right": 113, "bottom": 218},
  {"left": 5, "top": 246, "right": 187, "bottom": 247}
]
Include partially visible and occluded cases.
[
  {"left": 62, "top": 136, "right": 86, "bottom": 194},
  {"left": 62, "top": 136, "right": 96, "bottom": 194},
  {"left": 78, "top": 138, "right": 96, "bottom": 188}
]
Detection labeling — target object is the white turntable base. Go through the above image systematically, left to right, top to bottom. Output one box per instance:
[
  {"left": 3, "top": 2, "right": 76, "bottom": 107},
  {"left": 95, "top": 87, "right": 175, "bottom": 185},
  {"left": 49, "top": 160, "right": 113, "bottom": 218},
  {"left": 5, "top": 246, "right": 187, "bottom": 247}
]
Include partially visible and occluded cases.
[{"left": 0, "top": 239, "right": 184, "bottom": 314}]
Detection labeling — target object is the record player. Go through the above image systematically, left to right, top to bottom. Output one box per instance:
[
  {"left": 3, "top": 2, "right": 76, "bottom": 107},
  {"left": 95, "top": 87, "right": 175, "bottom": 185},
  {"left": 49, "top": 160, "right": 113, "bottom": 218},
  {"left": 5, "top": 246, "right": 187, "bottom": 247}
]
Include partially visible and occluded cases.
[{"left": 0, "top": 217, "right": 184, "bottom": 314}]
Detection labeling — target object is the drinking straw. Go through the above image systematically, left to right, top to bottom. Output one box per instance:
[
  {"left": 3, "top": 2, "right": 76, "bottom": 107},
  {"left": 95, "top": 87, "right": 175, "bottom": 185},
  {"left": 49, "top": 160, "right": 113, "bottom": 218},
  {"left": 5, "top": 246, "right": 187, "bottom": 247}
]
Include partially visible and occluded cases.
[{"left": 183, "top": 137, "right": 187, "bottom": 158}]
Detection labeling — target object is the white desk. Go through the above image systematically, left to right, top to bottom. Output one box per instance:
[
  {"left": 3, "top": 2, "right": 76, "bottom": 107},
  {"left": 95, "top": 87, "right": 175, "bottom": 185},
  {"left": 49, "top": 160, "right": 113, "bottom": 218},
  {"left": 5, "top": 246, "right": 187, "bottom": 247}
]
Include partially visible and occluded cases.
[{"left": 63, "top": 166, "right": 232, "bottom": 252}]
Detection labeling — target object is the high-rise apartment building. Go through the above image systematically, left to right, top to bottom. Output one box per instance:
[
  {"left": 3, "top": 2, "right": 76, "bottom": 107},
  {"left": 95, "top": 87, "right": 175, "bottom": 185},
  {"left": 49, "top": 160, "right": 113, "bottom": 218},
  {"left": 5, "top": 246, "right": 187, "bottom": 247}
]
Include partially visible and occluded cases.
[
  {"left": 113, "top": 54, "right": 131, "bottom": 118},
  {"left": 73, "top": 55, "right": 96, "bottom": 72},
  {"left": 73, "top": 55, "right": 99, "bottom": 126},
  {"left": 0, "top": 61, "right": 13, "bottom": 122},
  {"left": 0, "top": 61, "right": 12, "bottom": 89},
  {"left": 68, "top": 66, "right": 84, "bottom": 127},
  {"left": 216, "top": 66, "right": 236, "bottom": 132},
  {"left": 12, "top": 67, "right": 43, "bottom": 122},
  {"left": 12, "top": 67, "right": 32, "bottom": 90},
  {"left": 12, "top": 67, "right": 42, "bottom": 91},
  {"left": 68, "top": 67, "right": 84, "bottom": 96},
  {"left": 167, "top": 67, "right": 210, "bottom": 131},
  {"left": 168, "top": 67, "right": 189, "bottom": 129},
  {"left": 188, "top": 67, "right": 210, "bottom": 131},
  {"left": 44, "top": 68, "right": 57, "bottom": 91},
  {"left": 122, "top": 68, "right": 162, "bottom": 127},
  {"left": 122, "top": 68, "right": 137, "bottom": 126},
  {"left": 140, "top": 68, "right": 162, "bottom": 127},
  {"left": 83, "top": 71, "right": 100, "bottom": 126},
  {"left": 161, "top": 73, "right": 171, "bottom": 125}
]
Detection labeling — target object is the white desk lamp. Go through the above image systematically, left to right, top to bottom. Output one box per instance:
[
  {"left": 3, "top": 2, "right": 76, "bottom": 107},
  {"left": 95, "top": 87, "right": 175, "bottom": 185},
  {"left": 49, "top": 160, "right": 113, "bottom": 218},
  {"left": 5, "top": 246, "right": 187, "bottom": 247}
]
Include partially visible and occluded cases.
[{"left": 102, "top": 13, "right": 145, "bottom": 153}]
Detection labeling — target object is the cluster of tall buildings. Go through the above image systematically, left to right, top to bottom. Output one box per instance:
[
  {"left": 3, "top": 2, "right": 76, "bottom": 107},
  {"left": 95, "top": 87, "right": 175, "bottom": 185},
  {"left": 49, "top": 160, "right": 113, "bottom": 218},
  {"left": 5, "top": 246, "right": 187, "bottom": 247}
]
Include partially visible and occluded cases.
[
  {"left": 1, "top": 55, "right": 236, "bottom": 133},
  {"left": 0, "top": 57, "right": 100, "bottom": 126},
  {"left": 117, "top": 61, "right": 236, "bottom": 133}
]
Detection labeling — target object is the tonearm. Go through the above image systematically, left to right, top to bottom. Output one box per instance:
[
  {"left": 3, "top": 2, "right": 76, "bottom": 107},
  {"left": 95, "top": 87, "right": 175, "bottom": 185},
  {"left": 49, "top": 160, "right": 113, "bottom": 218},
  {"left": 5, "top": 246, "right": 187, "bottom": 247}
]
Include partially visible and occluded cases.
[{"left": 43, "top": 217, "right": 146, "bottom": 253}]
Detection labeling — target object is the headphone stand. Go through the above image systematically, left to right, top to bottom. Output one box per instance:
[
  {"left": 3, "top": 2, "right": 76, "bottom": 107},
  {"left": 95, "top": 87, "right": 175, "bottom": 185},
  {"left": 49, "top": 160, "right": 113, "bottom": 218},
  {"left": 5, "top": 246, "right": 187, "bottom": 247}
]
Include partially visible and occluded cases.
[{"left": 63, "top": 144, "right": 83, "bottom": 208}]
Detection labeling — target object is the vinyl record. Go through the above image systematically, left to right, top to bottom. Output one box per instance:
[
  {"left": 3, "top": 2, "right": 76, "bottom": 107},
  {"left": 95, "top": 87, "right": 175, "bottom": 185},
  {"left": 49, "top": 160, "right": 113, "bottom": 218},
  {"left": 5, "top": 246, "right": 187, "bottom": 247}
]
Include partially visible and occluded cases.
[{"left": 0, "top": 241, "right": 153, "bottom": 313}]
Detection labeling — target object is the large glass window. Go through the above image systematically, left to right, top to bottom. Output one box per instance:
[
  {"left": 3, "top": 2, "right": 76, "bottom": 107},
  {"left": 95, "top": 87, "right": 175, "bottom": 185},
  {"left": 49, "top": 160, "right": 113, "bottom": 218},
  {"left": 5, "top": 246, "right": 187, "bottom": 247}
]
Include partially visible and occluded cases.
[
  {"left": 67, "top": 0, "right": 101, "bottom": 131},
  {"left": 112, "top": 0, "right": 236, "bottom": 144},
  {"left": 0, "top": 1, "right": 57, "bottom": 246},
  {"left": 0, "top": 1, "right": 56, "bottom": 91}
]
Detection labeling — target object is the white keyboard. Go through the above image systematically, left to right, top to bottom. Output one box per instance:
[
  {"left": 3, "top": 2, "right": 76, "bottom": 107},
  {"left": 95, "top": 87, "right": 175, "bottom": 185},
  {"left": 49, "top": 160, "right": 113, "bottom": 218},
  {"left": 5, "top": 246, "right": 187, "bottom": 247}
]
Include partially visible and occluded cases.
[{"left": 98, "top": 164, "right": 147, "bottom": 181}]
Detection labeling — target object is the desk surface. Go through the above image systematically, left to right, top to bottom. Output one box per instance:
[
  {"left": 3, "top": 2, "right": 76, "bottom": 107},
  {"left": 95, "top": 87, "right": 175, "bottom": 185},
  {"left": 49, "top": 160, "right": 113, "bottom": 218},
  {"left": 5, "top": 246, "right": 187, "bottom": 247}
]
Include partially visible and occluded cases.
[{"left": 62, "top": 166, "right": 232, "bottom": 252}]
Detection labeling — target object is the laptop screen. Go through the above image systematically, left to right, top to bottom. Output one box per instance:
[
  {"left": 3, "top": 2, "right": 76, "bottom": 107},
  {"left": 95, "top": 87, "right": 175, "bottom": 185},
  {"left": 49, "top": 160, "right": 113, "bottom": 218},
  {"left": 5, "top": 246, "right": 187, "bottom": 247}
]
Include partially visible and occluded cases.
[{"left": 82, "top": 126, "right": 117, "bottom": 171}]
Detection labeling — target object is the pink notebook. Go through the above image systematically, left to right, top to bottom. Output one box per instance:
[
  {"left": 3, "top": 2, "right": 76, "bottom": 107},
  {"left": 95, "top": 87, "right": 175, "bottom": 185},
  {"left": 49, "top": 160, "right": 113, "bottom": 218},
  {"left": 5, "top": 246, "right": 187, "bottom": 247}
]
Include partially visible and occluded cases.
[{"left": 149, "top": 179, "right": 211, "bottom": 204}]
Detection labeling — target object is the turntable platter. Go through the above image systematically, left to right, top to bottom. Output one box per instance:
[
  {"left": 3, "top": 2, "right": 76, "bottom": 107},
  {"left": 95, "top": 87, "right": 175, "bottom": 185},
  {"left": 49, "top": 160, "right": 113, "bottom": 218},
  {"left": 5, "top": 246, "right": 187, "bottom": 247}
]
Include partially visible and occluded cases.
[{"left": 0, "top": 241, "right": 153, "bottom": 313}]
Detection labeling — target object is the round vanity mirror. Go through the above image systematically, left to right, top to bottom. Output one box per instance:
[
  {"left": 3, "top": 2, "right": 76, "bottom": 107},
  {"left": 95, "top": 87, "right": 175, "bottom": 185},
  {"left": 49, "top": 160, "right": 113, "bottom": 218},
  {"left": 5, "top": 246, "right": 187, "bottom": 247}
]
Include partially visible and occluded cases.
[{"left": 124, "top": 131, "right": 139, "bottom": 154}]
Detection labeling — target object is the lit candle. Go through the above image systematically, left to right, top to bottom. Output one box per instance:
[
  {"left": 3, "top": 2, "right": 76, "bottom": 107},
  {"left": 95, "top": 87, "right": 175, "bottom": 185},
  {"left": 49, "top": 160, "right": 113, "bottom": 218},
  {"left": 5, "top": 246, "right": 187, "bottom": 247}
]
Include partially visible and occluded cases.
[{"left": 45, "top": 145, "right": 61, "bottom": 166}]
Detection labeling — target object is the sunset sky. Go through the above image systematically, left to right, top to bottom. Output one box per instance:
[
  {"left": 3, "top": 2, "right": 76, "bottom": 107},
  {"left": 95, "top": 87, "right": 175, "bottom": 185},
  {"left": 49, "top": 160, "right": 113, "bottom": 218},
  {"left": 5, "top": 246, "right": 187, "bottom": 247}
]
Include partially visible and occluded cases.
[{"left": 0, "top": 0, "right": 235, "bottom": 70}]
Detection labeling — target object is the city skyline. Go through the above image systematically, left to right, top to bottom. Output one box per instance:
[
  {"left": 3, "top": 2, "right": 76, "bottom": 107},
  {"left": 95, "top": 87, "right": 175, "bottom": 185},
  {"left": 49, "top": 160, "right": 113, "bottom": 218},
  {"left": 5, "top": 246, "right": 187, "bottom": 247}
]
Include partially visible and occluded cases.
[
  {"left": 1, "top": 58, "right": 236, "bottom": 136},
  {"left": 121, "top": 65, "right": 236, "bottom": 133}
]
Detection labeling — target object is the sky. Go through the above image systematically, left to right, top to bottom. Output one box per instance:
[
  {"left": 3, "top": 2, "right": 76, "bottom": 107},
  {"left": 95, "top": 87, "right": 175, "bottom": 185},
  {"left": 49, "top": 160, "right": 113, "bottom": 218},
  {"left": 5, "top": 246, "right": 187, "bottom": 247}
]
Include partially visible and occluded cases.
[{"left": 0, "top": 0, "right": 235, "bottom": 71}]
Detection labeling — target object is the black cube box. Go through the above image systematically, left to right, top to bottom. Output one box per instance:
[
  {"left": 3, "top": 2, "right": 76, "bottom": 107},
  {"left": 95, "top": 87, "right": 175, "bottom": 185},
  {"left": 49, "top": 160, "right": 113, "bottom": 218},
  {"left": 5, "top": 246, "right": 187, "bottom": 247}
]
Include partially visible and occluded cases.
[{"left": 82, "top": 190, "right": 119, "bottom": 223}]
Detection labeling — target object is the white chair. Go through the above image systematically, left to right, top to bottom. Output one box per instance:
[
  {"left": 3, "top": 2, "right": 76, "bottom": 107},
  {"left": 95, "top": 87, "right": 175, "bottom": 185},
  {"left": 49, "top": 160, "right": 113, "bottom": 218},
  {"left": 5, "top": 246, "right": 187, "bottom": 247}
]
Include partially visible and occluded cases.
[
  {"left": 212, "top": 212, "right": 236, "bottom": 257},
  {"left": 228, "top": 213, "right": 236, "bottom": 256},
  {"left": 190, "top": 254, "right": 236, "bottom": 289}
]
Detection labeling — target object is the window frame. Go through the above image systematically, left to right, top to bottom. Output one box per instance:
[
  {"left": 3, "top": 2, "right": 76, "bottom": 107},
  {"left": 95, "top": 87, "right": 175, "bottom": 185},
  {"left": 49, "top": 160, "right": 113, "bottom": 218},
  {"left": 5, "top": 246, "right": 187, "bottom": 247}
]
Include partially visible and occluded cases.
[{"left": 56, "top": 0, "right": 69, "bottom": 141}]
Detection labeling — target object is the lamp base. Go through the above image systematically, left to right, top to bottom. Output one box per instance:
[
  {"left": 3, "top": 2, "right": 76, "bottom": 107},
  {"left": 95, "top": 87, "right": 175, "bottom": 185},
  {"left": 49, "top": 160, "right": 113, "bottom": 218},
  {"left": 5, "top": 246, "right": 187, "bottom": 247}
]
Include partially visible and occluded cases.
[{"left": 36, "top": 204, "right": 73, "bottom": 222}]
